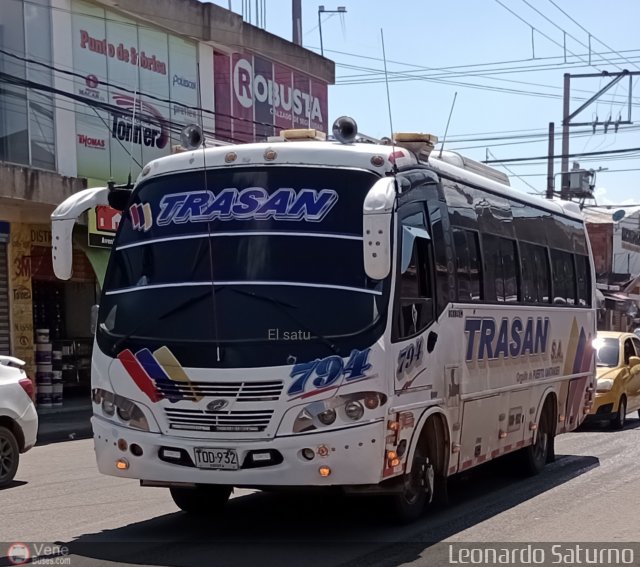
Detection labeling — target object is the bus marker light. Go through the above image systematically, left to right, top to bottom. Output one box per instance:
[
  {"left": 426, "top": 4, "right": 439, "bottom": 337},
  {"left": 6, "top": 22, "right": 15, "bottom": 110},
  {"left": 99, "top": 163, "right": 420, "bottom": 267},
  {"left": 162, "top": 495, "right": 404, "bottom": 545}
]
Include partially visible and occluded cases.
[
  {"left": 264, "top": 149, "right": 277, "bottom": 161},
  {"left": 225, "top": 152, "right": 237, "bottom": 163},
  {"left": 364, "top": 394, "right": 379, "bottom": 410},
  {"left": 558, "top": 414, "right": 566, "bottom": 422},
  {"left": 387, "top": 421, "right": 399, "bottom": 431},
  {"left": 529, "top": 422, "right": 538, "bottom": 431},
  {"left": 498, "top": 430, "right": 507, "bottom": 439},
  {"left": 117, "top": 438, "right": 128, "bottom": 451},
  {"left": 452, "top": 443, "right": 461, "bottom": 454},
  {"left": 317, "top": 445, "right": 330, "bottom": 457},
  {"left": 387, "top": 450, "right": 398, "bottom": 461},
  {"left": 116, "top": 458, "right": 129, "bottom": 470},
  {"left": 390, "top": 458, "right": 400, "bottom": 467},
  {"left": 319, "top": 466, "right": 331, "bottom": 477}
]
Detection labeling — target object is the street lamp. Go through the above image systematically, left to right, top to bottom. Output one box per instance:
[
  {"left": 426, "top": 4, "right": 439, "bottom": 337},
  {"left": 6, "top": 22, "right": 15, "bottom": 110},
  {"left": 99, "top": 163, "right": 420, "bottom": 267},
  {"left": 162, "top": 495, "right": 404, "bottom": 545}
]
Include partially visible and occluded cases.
[{"left": 318, "top": 5, "right": 346, "bottom": 57}]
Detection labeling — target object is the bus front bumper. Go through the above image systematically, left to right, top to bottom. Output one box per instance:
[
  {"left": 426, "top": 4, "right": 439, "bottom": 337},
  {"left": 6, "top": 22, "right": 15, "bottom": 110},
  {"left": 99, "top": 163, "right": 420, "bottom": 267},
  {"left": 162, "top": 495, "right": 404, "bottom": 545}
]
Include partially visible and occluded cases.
[{"left": 92, "top": 416, "right": 386, "bottom": 487}]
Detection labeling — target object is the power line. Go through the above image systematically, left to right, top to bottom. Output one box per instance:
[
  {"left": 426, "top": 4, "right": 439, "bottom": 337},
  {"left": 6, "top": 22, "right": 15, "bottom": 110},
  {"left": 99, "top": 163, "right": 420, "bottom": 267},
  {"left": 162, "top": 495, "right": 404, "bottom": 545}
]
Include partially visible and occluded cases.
[
  {"left": 518, "top": 0, "right": 624, "bottom": 71},
  {"left": 545, "top": 0, "right": 640, "bottom": 73},
  {"left": 484, "top": 146, "right": 640, "bottom": 164},
  {"left": 511, "top": 167, "right": 640, "bottom": 177}
]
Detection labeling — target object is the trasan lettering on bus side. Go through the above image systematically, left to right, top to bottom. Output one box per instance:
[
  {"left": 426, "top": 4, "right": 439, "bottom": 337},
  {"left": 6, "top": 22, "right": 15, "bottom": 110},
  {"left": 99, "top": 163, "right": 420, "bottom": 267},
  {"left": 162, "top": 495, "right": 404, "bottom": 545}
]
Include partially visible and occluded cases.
[
  {"left": 154, "top": 187, "right": 339, "bottom": 225},
  {"left": 464, "top": 316, "right": 550, "bottom": 361}
]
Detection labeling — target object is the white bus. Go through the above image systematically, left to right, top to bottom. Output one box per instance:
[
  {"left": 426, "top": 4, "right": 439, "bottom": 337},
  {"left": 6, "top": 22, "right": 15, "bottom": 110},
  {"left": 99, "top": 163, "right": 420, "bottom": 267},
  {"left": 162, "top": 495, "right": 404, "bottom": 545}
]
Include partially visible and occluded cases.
[{"left": 51, "top": 119, "right": 596, "bottom": 523}]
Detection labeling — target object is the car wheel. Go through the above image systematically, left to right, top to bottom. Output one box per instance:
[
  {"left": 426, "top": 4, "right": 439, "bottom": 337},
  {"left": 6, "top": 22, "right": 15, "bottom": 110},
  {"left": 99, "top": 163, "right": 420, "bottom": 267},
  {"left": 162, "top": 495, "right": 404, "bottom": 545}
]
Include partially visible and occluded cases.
[
  {"left": 611, "top": 396, "right": 627, "bottom": 430},
  {"left": 0, "top": 425, "right": 20, "bottom": 487},
  {"left": 170, "top": 485, "right": 232, "bottom": 514}
]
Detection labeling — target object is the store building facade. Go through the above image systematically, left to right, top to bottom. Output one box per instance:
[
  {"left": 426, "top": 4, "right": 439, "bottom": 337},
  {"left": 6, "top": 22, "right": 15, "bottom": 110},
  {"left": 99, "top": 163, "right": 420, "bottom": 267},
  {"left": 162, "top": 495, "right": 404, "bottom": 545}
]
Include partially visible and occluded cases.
[{"left": 0, "top": 0, "right": 334, "bottom": 413}]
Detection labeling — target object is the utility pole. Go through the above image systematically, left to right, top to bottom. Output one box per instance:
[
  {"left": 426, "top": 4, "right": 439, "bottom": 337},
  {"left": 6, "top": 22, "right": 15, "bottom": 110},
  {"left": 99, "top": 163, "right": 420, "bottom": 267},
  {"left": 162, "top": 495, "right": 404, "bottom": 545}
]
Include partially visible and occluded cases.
[
  {"left": 292, "top": 0, "right": 302, "bottom": 45},
  {"left": 318, "top": 5, "right": 346, "bottom": 57},
  {"left": 560, "top": 69, "right": 638, "bottom": 200},
  {"left": 560, "top": 74, "right": 570, "bottom": 200},
  {"left": 546, "top": 121, "right": 555, "bottom": 199}
]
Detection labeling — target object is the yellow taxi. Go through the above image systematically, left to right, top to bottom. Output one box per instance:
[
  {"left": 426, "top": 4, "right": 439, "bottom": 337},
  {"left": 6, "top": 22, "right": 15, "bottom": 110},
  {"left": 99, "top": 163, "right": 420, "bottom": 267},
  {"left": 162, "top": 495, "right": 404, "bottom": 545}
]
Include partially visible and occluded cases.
[{"left": 588, "top": 331, "right": 640, "bottom": 429}]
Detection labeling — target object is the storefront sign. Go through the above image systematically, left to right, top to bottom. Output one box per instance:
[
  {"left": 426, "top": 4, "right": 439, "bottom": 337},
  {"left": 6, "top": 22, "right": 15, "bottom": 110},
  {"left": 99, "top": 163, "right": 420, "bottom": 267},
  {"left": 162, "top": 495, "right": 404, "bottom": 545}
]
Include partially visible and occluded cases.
[
  {"left": 71, "top": 0, "right": 198, "bottom": 183},
  {"left": 214, "top": 51, "right": 329, "bottom": 142},
  {"left": 88, "top": 206, "right": 121, "bottom": 248},
  {"left": 9, "top": 225, "right": 35, "bottom": 378}
]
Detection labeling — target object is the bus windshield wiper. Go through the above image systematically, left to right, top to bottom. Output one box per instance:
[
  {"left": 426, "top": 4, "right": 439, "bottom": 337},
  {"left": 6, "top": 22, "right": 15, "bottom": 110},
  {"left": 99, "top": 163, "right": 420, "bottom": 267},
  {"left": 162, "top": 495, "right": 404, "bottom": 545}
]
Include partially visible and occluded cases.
[
  {"left": 221, "top": 287, "right": 341, "bottom": 356},
  {"left": 105, "top": 290, "right": 212, "bottom": 353}
]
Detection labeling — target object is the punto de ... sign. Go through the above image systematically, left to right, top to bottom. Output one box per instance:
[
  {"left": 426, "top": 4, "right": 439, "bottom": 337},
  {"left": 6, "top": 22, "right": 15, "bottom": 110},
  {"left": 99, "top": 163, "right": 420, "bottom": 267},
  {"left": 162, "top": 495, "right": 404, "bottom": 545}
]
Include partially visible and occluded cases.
[
  {"left": 71, "top": 0, "right": 198, "bottom": 183},
  {"left": 214, "top": 52, "right": 329, "bottom": 143}
]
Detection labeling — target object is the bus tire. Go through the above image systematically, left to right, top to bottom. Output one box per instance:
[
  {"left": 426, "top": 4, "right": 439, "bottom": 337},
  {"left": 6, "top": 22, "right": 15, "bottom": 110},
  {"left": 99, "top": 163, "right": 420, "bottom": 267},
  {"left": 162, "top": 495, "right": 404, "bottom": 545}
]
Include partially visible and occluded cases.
[
  {"left": 518, "top": 398, "right": 554, "bottom": 476},
  {"left": 388, "top": 443, "right": 429, "bottom": 524},
  {"left": 170, "top": 484, "right": 232, "bottom": 514}
]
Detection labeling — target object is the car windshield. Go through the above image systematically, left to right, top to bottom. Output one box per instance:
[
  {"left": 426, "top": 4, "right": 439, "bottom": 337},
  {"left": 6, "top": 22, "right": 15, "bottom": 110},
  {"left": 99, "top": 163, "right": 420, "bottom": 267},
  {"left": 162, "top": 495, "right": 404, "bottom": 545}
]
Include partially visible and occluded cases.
[
  {"left": 97, "top": 165, "right": 390, "bottom": 368},
  {"left": 594, "top": 338, "right": 619, "bottom": 367}
]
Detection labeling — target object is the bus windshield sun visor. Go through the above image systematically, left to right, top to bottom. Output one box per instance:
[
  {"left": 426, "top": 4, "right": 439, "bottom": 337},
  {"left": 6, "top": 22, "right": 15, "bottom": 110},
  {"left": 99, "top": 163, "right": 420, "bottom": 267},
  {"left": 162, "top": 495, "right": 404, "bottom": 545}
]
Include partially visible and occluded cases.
[{"left": 401, "top": 226, "right": 431, "bottom": 274}]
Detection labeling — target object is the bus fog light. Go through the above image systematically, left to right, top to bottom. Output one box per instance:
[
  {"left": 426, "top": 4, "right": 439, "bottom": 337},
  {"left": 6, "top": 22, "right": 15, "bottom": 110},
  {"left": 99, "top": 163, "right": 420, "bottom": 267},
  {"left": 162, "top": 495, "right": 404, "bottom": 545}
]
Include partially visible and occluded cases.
[
  {"left": 345, "top": 400, "right": 364, "bottom": 420},
  {"left": 318, "top": 408, "right": 336, "bottom": 426},
  {"left": 117, "top": 438, "right": 128, "bottom": 451},
  {"left": 130, "top": 443, "right": 143, "bottom": 457},
  {"left": 301, "top": 448, "right": 315, "bottom": 461},
  {"left": 319, "top": 466, "right": 331, "bottom": 477}
]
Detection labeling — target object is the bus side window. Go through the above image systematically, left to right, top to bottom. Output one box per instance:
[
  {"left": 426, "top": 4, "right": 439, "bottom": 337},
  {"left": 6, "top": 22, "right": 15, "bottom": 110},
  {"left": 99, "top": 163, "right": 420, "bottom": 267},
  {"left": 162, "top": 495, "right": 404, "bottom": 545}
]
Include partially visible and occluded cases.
[
  {"left": 397, "top": 225, "right": 433, "bottom": 339},
  {"left": 453, "top": 228, "right": 482, "bottom": 302},
  {"left": 482, "top": 234, "right": 518, "bottom": 303},
  {"left": 551, "top": 249, "right": 576, "bottom": 305},
  {"left": 575, "top": 254, "right": 591, "bottom": 307}
]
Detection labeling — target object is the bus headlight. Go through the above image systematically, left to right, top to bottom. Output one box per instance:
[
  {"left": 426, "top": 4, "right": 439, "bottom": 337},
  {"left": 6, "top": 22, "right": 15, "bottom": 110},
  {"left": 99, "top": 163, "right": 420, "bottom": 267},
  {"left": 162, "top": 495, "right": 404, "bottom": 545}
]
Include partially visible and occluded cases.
[
  {"left": 92, "top": 388, "right": 150, "bottom": 431},
  {"left": 292, "top": 391, "right": 387, "bottom": 433},
  {"left": 344, "top": 400, "right": 364, "bottom": 420},
  {"left": 318, "top": 408, "right": 337, "bottom": 425}
]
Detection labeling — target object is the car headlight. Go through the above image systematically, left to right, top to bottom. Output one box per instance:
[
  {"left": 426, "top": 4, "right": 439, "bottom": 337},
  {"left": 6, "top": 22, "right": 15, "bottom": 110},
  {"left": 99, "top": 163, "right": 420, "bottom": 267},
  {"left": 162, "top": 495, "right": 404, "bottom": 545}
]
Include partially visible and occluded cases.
[
  {"left": 596, "top": 378, "right": 614, "bottom": 392},
  {"left": 92, "top": 388, "right": 150, "bottom": 431},
  {"left": 293, "top": 391, "right": 387, "bottom": 433}
]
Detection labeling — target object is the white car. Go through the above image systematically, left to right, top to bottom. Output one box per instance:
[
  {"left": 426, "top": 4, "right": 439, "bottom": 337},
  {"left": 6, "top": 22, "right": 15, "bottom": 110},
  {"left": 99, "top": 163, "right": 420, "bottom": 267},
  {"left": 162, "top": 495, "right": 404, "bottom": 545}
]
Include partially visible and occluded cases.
[{"left": 0, "top": 356, "right": 38, "bottom": 486}]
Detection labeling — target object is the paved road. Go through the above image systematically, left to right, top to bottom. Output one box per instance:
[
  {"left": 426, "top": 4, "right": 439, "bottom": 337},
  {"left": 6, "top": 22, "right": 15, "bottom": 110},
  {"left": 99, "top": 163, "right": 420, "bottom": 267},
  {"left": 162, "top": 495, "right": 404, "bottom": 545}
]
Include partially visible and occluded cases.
[{"left": 2, "top": 417, "right": 640, "bottom": 567}]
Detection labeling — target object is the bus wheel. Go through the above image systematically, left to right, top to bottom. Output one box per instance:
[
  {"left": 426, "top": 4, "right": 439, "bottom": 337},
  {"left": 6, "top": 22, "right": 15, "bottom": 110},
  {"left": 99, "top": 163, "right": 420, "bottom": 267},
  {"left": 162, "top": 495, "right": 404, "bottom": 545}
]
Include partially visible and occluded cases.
[
  {"left": 610, "top": 396, "right": 626, "bottom": 430},
  {"left": 519, "top": 401, "right": 553, "bottom": 476},
  {"left": 388, "top": 444, "right": 432, "bottom": 524},
  {"left": 170, "top": 485, "right": 232, "bottom": 514}
]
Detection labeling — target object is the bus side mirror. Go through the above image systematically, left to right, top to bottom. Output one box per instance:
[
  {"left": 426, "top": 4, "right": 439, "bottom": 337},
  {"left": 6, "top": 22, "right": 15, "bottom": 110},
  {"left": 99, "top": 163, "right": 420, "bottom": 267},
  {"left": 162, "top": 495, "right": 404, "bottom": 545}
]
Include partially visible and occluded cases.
[
  {"left": 363, "top": 177, "right": 396, "bottom": 280},
  {"left": 108, "top": 188, "right": 132, "bottom": 211}
]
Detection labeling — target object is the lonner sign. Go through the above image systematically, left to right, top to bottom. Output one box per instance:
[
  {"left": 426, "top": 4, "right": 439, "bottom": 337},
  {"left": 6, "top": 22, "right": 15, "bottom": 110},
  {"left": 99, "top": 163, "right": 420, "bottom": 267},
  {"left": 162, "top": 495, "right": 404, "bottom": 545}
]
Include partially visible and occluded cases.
[{"left": 232, "top": 58, "right": 324, "bottom": 125}]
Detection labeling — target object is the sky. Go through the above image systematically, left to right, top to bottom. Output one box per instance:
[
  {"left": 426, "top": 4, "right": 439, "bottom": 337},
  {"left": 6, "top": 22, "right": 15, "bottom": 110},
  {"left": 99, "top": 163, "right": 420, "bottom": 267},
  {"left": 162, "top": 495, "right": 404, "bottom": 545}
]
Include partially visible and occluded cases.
[{"left": 203, "top": 0, "right": 640, "bottom": 206}]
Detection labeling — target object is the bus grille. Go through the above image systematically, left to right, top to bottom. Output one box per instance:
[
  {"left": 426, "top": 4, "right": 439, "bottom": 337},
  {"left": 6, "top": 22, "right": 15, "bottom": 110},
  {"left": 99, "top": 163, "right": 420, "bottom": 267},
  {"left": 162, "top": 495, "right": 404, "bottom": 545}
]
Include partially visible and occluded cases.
[
  {"left": 156, "top": 380, "right": 283, "bottom": 402},
  {"left": 164, "top": 407, "right": 274, "bottom": 433}
]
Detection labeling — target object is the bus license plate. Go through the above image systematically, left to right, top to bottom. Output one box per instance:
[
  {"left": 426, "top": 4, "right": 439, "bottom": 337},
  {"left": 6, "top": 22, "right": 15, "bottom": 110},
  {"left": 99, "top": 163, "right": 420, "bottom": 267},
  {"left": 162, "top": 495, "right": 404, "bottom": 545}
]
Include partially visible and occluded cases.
[{"left": 194, "top": 448, "right": 239, "bottom": 470}]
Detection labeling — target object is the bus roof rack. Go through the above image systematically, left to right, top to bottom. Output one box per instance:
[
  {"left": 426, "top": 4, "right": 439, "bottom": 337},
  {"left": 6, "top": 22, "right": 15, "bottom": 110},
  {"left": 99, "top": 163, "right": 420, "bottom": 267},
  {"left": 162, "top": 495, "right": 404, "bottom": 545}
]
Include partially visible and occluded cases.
[{"left": 433, "top": 150, "right": 510, "bottom": 186}]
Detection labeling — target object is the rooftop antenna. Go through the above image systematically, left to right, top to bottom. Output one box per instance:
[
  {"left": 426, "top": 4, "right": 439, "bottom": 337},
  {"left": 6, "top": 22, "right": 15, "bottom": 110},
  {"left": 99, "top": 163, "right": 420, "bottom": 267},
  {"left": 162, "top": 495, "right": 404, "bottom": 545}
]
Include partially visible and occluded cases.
[
  {"left": 380, "top": 28, "right": 398, "bottom": 176},
  {"left": 127, "top": 84, "right": 139, "bottom": 188},
  {"left": 438, "top": 91, "right": 457, "bottom": 159}
]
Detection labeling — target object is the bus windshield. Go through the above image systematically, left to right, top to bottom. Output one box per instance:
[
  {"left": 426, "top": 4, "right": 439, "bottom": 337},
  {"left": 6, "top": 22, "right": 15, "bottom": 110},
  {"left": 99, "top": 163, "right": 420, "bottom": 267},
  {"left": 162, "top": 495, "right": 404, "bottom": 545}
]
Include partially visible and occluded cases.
[{"left": 97, "top": 166, "right": 389, "bottom": 367}]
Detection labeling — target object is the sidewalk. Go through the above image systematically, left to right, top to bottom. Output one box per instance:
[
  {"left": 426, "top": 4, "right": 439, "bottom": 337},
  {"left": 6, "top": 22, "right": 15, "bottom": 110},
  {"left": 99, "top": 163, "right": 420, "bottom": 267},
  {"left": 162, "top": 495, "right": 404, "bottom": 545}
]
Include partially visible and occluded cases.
[{"left": 36, "top": 397, "right": 93, "bottom": 445}]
